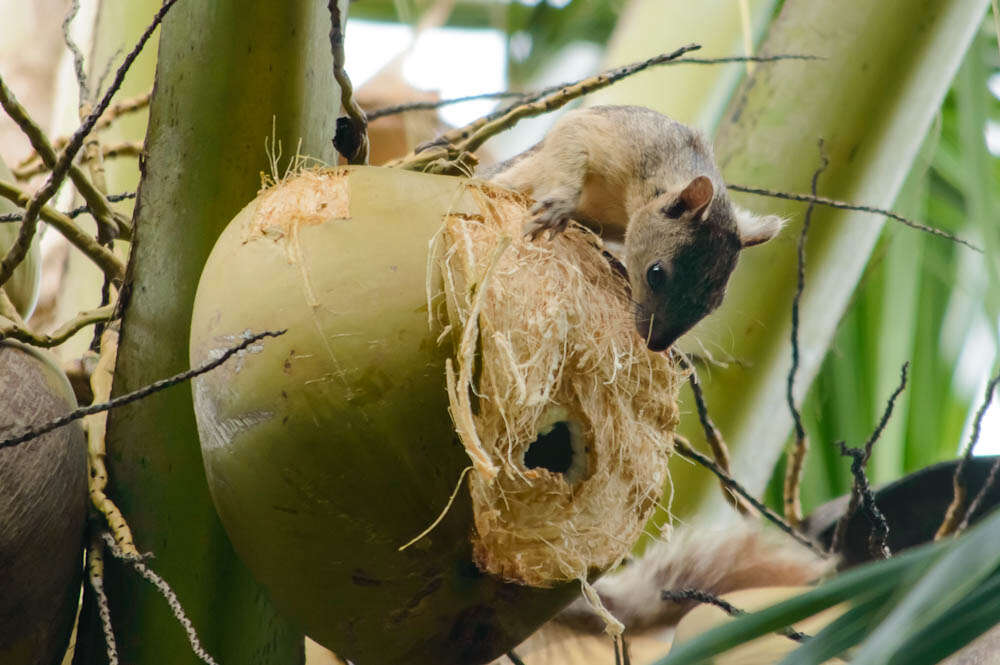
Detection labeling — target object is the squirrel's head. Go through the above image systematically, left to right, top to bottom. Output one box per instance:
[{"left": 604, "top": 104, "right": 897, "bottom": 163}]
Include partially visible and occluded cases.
[{"left": 624, "top": 175, "right": 784, "bottom": 352}]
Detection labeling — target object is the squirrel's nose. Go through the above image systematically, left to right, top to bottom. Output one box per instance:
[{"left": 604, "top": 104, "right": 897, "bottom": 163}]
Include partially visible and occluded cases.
[
  {"left": 635, "top": 311, "right": 690, "bottom": 353},
  {"left": 644, "top": 322, "right": 691, "bottom": 353},
  {"left": 645, "top": 335, "right": 674, "bottom": 353}
]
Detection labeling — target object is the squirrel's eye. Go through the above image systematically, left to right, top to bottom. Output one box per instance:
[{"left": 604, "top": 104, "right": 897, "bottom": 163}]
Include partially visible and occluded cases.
[
  {"left": 664, "top": 200, "right": 686, "bottom": 218},
  {"left": 646, "top": 262, "right": 667, "bottom": 291}
]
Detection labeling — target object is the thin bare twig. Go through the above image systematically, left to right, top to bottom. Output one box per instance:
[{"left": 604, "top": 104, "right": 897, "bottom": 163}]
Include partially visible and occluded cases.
[
  {"left": 62, "top": 0, "right": 90, "bottom": 101},
  {"left": 67, "top": 0, "right": 112, "bottom": 241},
  {"left": 329, "top": 0, "right": 368, "bottom": 164},
  {"left": 456, "top": 44, "right": 701, "bottom": 155},
  {"left": 91, "top": 47, "right": 126, "bottom": 104},
  {"left": 406, "top": 51, "right": 811, "bottom": 158},
  {"left": 367, "top": 54, "right": 817, "bottom": 122},
  {"left": 677, "top": 54, "right": 819, "bottom": 65},
  {"left": 97, "top": 88, "right": 152, "bottom": 131},
  {"left": 368, "top": 92, "right": 526, "bottom": 120},
  {"left": 78, "top": 100, "right": 112, "bottom": 242},
  {"left": 89, "top": 140, "right": 143, "bottom": 162},
  {"left": 784, "top": 142, "right": 828, "bottom": 529},
  {"left": 786, "top": 143, "right": 827, "bottom": 443},
  {"left": 727, "top": 184, "right": 981, "bottom": 252},
  {"left": 0, "top": 191, "right": 136, "bottom": 223},
  {"left": 67, "top": 191, "right": 137, "bottom": 218},
  {"left": 0, "top": 329, "right": 286, "bottom": 450},
  {"left": 673, "top": 351, "right": 749, "bottom": 515},
  {"left": 831, "top": 362, "right": 909, "bottom": 554},
  {"left": 862, "top": 363, "right": 910, "bottom": 460},
  {"left": 937, "top": 368, "right": 1000, "bottom": 539},
  {"left": 672, "top": 434, "right": 826, "bottom": 556},
  {"left": 836, "top": 441, "right": 890, "bottom": 559},
  {"left": 661, "top": 589, "right": 809, "bottom": 643}
]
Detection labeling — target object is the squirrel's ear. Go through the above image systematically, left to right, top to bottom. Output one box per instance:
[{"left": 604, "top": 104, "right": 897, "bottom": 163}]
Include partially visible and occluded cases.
[
  {"left": 680, "top": 176, "right": 714, "bottom": 220},
  {"left": 734, "top": 205, "right": 785, "bottom": 247}
]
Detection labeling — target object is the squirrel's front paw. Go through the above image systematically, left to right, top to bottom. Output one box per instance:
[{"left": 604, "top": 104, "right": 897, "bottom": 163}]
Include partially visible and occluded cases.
[{"left": 524, "top": 197, "right": 576, "bottom": 240}]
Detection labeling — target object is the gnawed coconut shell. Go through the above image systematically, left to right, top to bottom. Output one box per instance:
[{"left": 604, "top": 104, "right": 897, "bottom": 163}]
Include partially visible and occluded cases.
[
  {"left": 190, "top": 166, "right": 680, "bottom": 664},
  {"left": 433, "top": 186, "right": 679, "bottom": 586}
]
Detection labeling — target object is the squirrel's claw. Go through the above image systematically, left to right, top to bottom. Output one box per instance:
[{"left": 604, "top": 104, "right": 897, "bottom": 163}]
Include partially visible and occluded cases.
[{"left": 524, "top": 197, "right": 575, "bottom": 240}]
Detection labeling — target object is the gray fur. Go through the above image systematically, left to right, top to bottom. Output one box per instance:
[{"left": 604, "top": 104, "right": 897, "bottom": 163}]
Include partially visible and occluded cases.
[{"left": 555, "top": 519, "right": 832, "bottom": 634}]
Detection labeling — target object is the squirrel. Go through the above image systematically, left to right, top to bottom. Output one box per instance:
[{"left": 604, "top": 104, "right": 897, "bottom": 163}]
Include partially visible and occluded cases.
[{"left": 481, "top": 105, "right": 785, "bottom": 352}]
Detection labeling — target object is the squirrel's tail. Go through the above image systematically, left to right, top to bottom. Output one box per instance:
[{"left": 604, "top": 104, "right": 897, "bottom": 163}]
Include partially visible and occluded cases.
[{"left": 555, "top": 518, "right": 833, "bottom": 635}]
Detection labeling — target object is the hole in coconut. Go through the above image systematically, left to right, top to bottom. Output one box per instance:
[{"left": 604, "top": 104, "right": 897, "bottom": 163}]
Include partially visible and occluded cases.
[
  {"left": 523, "top": 409, "right": 589, "bottom": 484},
  {"left": 524, "top": 421, "right": 574, "bottom": 474}
]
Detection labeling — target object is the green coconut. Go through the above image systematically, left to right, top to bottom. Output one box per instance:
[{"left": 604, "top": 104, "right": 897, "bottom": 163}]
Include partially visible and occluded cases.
[
  {"left": 190, "top": 166, "right": 681, "bottom": 664},
  {"left": 0, "top": 341, "right": 87, "bottom": 665}
]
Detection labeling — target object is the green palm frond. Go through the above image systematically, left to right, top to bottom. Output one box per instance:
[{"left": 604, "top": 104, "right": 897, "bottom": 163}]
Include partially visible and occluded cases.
[{"left": 660, "top": 506, "right": 1000, "bottom": 665}]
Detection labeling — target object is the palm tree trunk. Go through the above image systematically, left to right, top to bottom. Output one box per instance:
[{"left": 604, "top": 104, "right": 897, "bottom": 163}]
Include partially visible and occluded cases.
[{"left": 82, "top": 3, "right": 344, "bottom": 664}]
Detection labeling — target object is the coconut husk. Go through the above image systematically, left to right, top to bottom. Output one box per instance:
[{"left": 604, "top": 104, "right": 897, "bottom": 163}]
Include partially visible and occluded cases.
[{"left": 432, "top": 181, "right": 682, "bottom": 588}]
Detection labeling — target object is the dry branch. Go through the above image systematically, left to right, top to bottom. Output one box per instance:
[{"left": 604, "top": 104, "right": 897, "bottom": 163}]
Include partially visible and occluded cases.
[
  {"left": 389, "top": 44, "right": 702, "bottom": 173},
  {"left": 366, "top": 55, "right": 816, "bottom": 122},
  {"left": 783, "top": 143, "right": 828, "bottom": 528},
  {"left": 727, "top": 184, "right": 980, "bottom": 251},
  {"left": 673, "top": 351, "right": 749, "bottom": 515},
  {"left": 830, "top": 362, "right": 909, "bottom": 557},
  {"left": 937, "top": 369, "right": 1000, "bottom": 539},
  {"left": 672, "top": 434, "right": 825, "bottom": 556},
  {"left": 836, "top": 441, "right": 890, "bottom": 559},
  {"left": 661, "top": 589, "right": 808, "bottom": 643}
]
